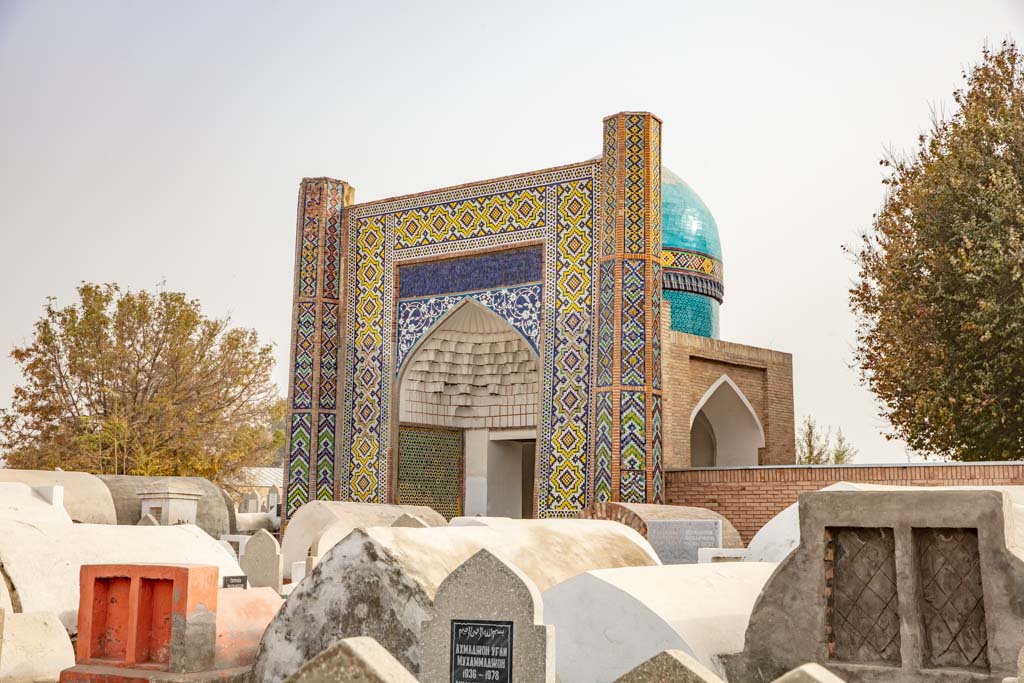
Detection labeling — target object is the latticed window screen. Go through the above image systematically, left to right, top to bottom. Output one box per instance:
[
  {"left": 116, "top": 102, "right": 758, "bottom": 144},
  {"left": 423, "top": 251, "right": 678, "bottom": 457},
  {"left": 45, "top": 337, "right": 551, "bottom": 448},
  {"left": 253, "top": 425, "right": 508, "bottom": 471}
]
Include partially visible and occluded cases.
[
  {"left": 397, "top": 426, "right": 462, "bottom": 520},
  {"left": 825, "top": 527, "right": 901, "bottom": 664},
  {"left": 915, "top": 528, "right": 989, "bottom": 671}
]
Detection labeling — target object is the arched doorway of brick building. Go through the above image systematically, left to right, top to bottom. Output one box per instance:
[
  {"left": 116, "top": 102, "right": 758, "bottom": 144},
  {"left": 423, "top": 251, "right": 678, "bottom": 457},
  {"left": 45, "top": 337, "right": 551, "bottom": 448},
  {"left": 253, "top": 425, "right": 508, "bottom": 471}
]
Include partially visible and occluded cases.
[
  {"left": 392, "top": 299, "right": 540, "bottom": 520},
  {"left": 689, "top": 374, "right": 765, "bottom": 467}
]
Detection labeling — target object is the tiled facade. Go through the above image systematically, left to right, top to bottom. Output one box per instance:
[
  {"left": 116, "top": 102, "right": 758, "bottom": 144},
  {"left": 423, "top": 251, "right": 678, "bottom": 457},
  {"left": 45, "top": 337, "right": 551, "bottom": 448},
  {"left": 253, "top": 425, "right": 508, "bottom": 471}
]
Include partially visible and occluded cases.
[{"left": 283, "top": 111, "right": 789, "bottom": 521}]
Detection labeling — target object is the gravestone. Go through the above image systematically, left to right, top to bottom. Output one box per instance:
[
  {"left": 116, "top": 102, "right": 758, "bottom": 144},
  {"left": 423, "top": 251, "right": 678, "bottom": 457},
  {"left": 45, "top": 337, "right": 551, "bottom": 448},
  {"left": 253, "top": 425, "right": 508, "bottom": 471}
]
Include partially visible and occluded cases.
[
  {"left": 241, "top": 492, "right": 260, "bottom": 514},
  {"left": 137, "top": 513, "right": 159, "bottom": 526},
  {"left": 392, "top": 513, "right": 428, "bottom": 528},
  {"left": 646, "top": 519, "right": 722, "bottom": 564},
  {"left": 240, "top": 528, "right": 283, "bottom": 592},
  {"left": 219, "top": 539, "right": 238, "bottom": 561},
  {"left": 420, "top": 549, "right": 554, "bottom": 683},
  {"left": 223, "top": 575, "right": 248, "bottom": 589},
  {"left": 283, "top": 637, "right": 416, "bottom": 683},
  {"left": 614, "top": 649, "right": 724, "bottom": 682}
]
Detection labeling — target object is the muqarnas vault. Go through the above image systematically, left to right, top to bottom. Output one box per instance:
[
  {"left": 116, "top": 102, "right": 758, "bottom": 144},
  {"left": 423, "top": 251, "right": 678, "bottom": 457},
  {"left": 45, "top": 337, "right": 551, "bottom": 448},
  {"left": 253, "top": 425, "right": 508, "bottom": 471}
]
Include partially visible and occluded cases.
[{"left": 283, "top": 111, "right": 795, "bottom": 521}]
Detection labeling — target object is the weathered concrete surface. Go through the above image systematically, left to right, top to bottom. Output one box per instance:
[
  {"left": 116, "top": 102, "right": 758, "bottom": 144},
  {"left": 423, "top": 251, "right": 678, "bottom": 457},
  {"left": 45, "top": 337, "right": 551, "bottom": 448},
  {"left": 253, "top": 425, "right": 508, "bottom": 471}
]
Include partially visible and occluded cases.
[
  {"left": 0, "top": 469, "right": 116, "bottom": 524},
  {"left": 99, "top": 475, "right": 235, "bottom": 538},
  {"left": 0, "top": 482, "right": 71, "bottom": 525},
  {"left": 745, "top": 483, "right": 863, "bottom": 563},
  {"left": 726, "top": 487, "right": 1024, "bottom": 682},
  {"left": 281, "top": 501, "right": 446, "bottom": 579},
  {"left": 579, "top": 502, "right": 743, "bottom": 550},
  {"left": 254, "top": 519, "right": 660, "bottom": 682},
  {"left": 0, "top": 522, "right": 241, "bottom": 634},
  {"left": 239, "top": 529, "right": 282, "bottom": 592},
  {"left": 420, "top": 549, "right": 554, "bottom": 683},
  {"left": 544, "top": 562, "right": 774, "bottom": 682},
  {"left": 213, "top": 587, "right": 282, "bottom": 669},
  {"left": 0, "top": 609, "right": 75, "bottom": 682},
  {"left": 283, "top": 637, "right": 416, "bottom": 683},
  {"left": 614, "top": 649, "right": 725, "bottom": 682},
  {"left": 771, "top": 663, "right": 847, "bottom": 682}
]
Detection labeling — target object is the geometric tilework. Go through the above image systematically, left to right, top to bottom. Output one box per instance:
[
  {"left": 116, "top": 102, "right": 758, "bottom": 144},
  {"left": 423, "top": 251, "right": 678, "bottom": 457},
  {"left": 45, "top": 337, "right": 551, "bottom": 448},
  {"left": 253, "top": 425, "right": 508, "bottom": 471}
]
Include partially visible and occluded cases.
[
  {"left": 623, "top": 114, "right": 646, "bottom": 254},
  {"left": 601, "top": 117, "right": 617, "bottom": 258},
  {"left": 343, "top": 163, "right": 598, "bottom": 517},
  {"left": 323, "top": 182, "right": 343, "bottom": 300},
  {"left": 298, "top": 183, "right": 321, "bottom": 298},
  {"left": 394, "top": 188, "right": 545, "bottom": 250},
  {"left": 661, "top": 247, "right": 723, "bottom": 280},
  {"left": 620, "top": 259, "right": 646, "bottom": 386},
  {"left": 596, "top": 260, "right": 615, "bottom": 387},
  {"left": 651, "top": 262, "right": 662, "bottom": 391},
  {"left": 395, "top": 284, "right": 542, "bottom": 373},
  {"left": 664, "top": 290, "right": 720, "bottom": 338},
  {"left": 292, "top": 302, "right": 316, "bottom": 410},
  {"left": 318, "top": 302, "right": 338, "bottom": 410},
  {"left": 594, "top": 390, "right": 613, "bottom": 502},
  {"left": 620, "top": 390, "right": 646, "bottom": 471},
  {"left": 651, "top": 393, "right": 663, "bottom": 503},
  {"left": 287, "top": 412, "right": 312, "bottom": 516},
  {"left": 316, "top": 413, "right": 335, "bottom": 501},
  {"left": 397, "top": 426, "right": 463, "bottom": 520}
]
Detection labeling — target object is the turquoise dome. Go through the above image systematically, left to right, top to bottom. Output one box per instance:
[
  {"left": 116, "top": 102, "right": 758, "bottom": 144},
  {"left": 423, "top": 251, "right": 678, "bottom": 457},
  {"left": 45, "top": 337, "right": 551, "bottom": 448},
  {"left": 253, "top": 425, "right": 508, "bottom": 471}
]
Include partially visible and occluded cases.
[
  {"left": 661, "top": 167, "right": 722, "bottom": 260},
  {"left": 661, "top": 167, "right": 723, "bottom": 338}
]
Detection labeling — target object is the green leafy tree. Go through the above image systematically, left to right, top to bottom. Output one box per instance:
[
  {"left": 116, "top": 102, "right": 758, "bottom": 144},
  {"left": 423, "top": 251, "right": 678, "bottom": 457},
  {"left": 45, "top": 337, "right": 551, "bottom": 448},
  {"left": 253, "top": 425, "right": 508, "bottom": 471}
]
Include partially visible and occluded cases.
[
  {"left": 850, "top": 42, "right": 1024, "bottom": 460},
  {"left": 0, "top": 283, "right": 283, "bottom": 484},
  {"left": 796, "top": 416, "right": 857, "bottom": 465}
]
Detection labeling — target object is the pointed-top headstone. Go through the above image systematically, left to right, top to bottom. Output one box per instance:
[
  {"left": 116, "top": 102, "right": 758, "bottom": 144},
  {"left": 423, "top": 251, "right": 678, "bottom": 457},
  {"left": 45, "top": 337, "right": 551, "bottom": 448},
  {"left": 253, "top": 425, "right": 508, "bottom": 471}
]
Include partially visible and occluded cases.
[
  {"left": 137, "top": 513, "right": 160, "bottom": 526},
  {"left": 241, "top": 528, "right": 283, "bottom": 592},
  {"left": 284, "top": 636, "right": 416, "bottom": 683},
  {"left": 614, "top": 650, "right": 724, "bottom": 682}
]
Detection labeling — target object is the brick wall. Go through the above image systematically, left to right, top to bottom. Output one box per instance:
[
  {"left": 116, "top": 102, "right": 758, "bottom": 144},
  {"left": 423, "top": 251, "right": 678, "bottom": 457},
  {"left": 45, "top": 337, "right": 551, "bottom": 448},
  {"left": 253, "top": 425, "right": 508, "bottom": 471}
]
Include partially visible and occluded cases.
[
  {"left": 661, "top": 313, "right": 796, "bottom": 469},
  {"left": 665, "top": 462, "right": 1024, "bottom": 543}
]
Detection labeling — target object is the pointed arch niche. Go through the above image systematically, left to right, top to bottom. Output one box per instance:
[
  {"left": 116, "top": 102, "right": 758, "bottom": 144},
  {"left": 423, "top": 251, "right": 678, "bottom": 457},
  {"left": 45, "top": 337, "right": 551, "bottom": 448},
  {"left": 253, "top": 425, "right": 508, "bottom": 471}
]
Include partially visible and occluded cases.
[
  {"left": 393, "top": 298, "right": 541, "bottom": 519},
  {"left": 689, "top": 375, "right": 765, "bottom": 467}
]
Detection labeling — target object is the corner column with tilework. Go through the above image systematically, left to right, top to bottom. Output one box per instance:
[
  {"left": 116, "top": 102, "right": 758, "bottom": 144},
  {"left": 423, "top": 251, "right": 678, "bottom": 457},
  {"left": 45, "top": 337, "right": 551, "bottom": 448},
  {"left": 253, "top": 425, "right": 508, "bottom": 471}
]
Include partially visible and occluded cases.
[
  {"left": 593, "top": 112, "right": 664, "bottom": 504},
  {"left": 284, "top": 177, "right": 353, "bottom": 521}
]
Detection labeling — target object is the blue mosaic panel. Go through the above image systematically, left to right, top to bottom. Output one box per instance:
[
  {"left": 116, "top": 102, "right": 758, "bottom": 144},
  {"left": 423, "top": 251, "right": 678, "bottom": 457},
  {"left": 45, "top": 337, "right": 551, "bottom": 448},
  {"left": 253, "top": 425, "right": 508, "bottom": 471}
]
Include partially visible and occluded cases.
[
  {"left": 398, "top": 245, "right": 543, "bottom": 298},
  {"left": 395, "top": 284, "right": 541, "bottom": 373},
  {"left": 664, "top": 290, "right": 720, "bottom": 338},
  {"left": 292, "top": 302, "right": 316, "bottom": 409}
]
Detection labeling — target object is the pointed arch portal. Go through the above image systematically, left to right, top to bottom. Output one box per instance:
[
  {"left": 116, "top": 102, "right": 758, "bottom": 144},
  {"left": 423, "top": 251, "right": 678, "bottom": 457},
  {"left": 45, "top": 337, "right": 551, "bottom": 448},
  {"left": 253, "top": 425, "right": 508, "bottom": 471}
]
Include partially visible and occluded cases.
[
  {"left": 394, "top": 299, "right": 540, "bottom": 519},
  {"left": 689, "top": 374, "right": 765, "bottom": 467}
]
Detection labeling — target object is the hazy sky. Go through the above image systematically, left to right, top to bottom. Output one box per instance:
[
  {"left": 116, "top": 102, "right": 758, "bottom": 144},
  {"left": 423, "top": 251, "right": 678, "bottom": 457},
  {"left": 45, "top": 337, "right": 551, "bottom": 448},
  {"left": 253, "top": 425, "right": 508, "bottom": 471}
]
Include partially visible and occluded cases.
[{"left": 1, "top": 1, "right": 1022, "bottom": 464}]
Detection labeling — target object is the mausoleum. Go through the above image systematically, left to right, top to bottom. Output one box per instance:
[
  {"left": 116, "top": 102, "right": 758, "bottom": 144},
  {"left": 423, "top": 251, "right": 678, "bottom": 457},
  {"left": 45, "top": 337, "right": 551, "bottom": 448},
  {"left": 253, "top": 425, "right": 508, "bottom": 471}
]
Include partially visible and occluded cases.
[{"left": 284, "top": 112, "right": 796, "bottom": 522}]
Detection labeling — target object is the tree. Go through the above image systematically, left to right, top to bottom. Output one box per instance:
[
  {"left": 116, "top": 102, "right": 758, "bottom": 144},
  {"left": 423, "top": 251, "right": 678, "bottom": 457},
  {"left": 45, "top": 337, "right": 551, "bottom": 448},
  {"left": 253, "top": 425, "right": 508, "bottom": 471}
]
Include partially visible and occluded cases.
[
  {"left": 850, "top": 42, "right": 1024, "bottom": 461},
  {"left": 0, "top": 283, "right": 283, "bottom": 484},
  {"left": 796, "top": 416, "right": 857, "bottom": 465}
]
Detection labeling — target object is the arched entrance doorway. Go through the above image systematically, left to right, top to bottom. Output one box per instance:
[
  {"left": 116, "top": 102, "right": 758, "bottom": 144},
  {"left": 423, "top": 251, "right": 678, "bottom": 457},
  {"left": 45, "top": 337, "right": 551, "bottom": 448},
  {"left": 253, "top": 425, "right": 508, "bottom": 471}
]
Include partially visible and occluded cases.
[
  {"left": 394, "top": 299, "right": 540, "bottom": 519},
  {"left": 689, "top": 375, "right": 765, "bottom": 467}
]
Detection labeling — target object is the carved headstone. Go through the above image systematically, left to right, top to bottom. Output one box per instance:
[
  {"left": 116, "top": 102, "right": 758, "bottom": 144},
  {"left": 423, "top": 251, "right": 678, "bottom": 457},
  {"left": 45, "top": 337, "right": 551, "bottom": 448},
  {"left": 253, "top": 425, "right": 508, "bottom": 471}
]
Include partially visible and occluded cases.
[
  {"left": 240, "top": 492, "right": 260, "bottom": 514},
  {"left": 646, "top": 519, "right": 723, "bottom": 564},
  {"left": 240, "top": 529, "right": 283, "bottom": 592},
  {"left": 420, "top": 549, "right": 554, "bottom": 683},
  {"left": 283, "top": 637, "right": 416, "bottom": 683},
  {"left": 614, "top": 649, "right": 725, "bottom": 682}
]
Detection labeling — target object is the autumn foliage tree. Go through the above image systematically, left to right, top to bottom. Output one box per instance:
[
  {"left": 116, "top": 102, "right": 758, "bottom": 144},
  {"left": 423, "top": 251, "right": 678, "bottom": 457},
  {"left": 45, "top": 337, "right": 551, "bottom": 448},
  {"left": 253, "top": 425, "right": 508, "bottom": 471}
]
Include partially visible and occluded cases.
[
  {"left": 850, "top": 42, "right": 1024, "bottom": 460},
  {"left": 0, "top": 283, "right": 283, "bottom": 483}
]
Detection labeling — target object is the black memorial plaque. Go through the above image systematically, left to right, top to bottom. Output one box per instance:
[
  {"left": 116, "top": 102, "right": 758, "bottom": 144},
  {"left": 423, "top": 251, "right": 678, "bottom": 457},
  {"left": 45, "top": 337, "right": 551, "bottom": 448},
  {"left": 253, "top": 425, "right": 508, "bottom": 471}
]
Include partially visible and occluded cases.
[
  {"left": 222, "top": 575, "right": 248, "bottom": 589},
  {"left": 450, "top": 619, "right": 513, "bottom": 683}
]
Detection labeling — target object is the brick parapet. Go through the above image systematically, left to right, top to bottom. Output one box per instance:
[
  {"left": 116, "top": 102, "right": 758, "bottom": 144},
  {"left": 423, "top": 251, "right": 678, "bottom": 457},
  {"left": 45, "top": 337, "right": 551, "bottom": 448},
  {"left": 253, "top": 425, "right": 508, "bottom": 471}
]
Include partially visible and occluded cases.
[{"left": 665, "top": 462, "right": 1024, "bottom": 543}]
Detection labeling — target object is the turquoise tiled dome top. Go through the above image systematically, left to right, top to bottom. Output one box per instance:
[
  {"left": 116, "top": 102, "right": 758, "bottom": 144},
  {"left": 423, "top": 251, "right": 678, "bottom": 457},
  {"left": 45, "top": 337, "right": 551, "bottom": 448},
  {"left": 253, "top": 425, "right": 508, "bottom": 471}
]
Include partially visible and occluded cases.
[
  {"left": 661, "top": 167, "right": 724, "bottom": 337},
  {"left": 662, "top": 167, "right": 722, "bottom": 260}
]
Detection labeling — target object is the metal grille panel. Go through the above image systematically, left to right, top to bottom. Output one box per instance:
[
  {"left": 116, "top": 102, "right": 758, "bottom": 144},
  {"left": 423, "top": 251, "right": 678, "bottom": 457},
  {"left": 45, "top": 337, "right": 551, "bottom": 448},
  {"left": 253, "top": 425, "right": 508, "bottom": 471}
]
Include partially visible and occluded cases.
[
  {"left": 397, "top": 426, "right": 462, "bottom": 520},
  {"left": 826, "top": 527, "right": 901, "bottom": 664},
  {"left": 916, "top": 528, "right": 988, "bottom": 670}
]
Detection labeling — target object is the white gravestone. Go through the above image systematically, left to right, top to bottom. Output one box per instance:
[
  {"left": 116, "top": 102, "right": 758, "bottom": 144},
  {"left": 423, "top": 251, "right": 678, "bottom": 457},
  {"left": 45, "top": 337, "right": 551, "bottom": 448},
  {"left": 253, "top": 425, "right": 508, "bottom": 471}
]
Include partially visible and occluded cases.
[
  {"left": 646, "top": 519, "right": 722, "bottom": 565},
  {"left": 240, "top": 529, "right": 283, "bottom": 592}
]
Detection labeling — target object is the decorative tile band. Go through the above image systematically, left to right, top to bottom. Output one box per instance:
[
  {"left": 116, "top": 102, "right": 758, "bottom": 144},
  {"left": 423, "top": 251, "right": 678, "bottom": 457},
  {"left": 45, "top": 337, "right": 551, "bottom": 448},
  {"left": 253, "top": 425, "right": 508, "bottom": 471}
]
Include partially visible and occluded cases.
[
  {"left": 298, "top": 184, "right": 321, "bottom": 298},
  {"left": 398, "top": 244, "right": 543, "bottom": 299},
  {"left": 661, "top": 247, "right": 724, "bottom": 302},
  {"left": 620, "top": 259, "right": 646, "bottom": 386},
  {"left": 395, "top": 284, "right": 542, "bottom": 373},
  {"left": 292, "top": 302, "right": 316, "bottom": 410},
  {"left": 287, "top": 412, "right": 311, "bottom": 516},
  {"left": 316, "top": 413, "right": 335, "bottom": 501}
]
